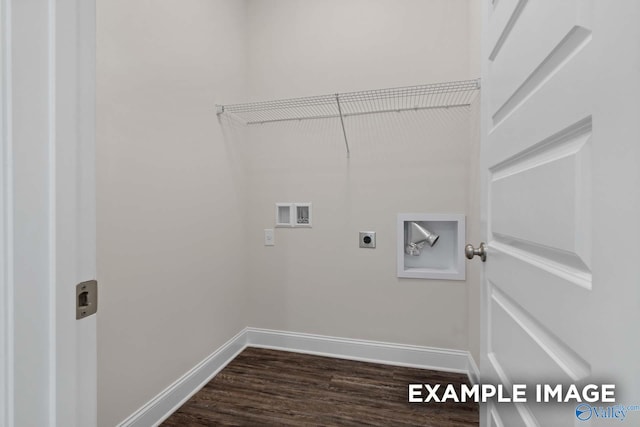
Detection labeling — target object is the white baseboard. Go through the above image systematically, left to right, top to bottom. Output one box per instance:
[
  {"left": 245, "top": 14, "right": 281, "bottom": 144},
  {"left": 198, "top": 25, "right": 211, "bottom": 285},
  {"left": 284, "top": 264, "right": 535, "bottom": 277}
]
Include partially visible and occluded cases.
[
  {"left": 118, "top": 327, "right": 476, "bottom": 426},
  {"left": 246, "top": 327, "right": 470, "bottom": 374},
  {"left": 117, "top": 328, "right": 248, "bottom": 427},
  {"left": 467, "top": 353, "right": 480, "bottom": 385}
]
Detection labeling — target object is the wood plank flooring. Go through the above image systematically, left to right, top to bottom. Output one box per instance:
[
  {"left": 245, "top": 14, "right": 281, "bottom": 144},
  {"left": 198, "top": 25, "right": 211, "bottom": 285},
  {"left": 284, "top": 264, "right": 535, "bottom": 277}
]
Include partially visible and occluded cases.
[{"left": 162, "top": 347, "right": 478, "bottom": 426}]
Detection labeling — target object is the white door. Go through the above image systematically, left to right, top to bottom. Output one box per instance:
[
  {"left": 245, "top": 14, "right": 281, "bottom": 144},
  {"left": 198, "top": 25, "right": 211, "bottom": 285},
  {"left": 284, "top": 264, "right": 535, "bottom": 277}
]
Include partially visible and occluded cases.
[
  {"left": 1, "top": 0, "right": 96, "bottom": 426},
  {"left": 480, "top": 1, "right": 640, "bottom": 425}
]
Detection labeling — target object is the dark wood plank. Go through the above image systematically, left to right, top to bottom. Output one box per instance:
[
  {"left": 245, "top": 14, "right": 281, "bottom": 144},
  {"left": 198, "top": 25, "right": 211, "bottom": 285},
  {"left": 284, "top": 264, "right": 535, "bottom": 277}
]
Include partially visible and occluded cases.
[{"left": 162, "top": 347, "right": 479, "bottom": 426}]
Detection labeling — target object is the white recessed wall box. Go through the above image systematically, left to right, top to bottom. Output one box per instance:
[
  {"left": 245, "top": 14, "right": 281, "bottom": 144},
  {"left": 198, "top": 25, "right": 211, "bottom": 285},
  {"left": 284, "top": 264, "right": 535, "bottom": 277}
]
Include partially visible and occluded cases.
[
  {"left": 275, "top": 203, "right": 312, "bottom": 228},
  {"left": 275, "top": 203, "right": 292, "bottom": 227},
  {"left": 397, "top": 213, "right": 465, "bottom": 280}
]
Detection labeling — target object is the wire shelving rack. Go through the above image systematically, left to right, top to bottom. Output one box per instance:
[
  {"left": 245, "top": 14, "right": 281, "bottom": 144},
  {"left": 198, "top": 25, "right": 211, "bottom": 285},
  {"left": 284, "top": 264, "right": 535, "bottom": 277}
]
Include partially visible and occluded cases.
[{"left": 216, "top": 78, "right": 480, "bottom": 157}]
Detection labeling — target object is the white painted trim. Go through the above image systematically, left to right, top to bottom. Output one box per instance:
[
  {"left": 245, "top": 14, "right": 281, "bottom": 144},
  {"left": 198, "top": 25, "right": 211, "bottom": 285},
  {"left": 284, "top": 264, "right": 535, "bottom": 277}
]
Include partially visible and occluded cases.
[
  {"left": 0, "top": 0, "right": 13, "bottom": 424},
  {"left": 47, "top": 0, "right": 58, "bottom": 423},
  {"left": 3, "top": 1, "right": 96, "bottom": 424},
  {"left": 118, "top": 327, "right": 477, "bottom": 427},
  {"left": 246, "top": 328, "right": 470, "bottom": 373},
  {"left": 117, "top": 329, "right": 249, "bottom": 427},
  {"left": 467, "top": 353, "right": 480, "bottom": 385}
]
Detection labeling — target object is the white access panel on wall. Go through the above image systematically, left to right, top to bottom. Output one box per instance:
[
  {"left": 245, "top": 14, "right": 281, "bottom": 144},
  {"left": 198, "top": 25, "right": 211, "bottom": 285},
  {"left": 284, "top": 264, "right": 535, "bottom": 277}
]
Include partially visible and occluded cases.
[
  {"left": 275, "top": 203, "right": 312, "bottom": 228},
  {"left": 275, "top": 203, "right": 292, "bottom": 227},
  {"left": 397, "top": 213, "right": 465, "bottom": 280}
]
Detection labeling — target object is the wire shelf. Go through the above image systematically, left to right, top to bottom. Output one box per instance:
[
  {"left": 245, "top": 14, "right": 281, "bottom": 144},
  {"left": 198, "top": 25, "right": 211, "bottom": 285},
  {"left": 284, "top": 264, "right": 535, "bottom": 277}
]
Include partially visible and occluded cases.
[{"left": 216, "top": 79, "right": 480, "bottom": 125}]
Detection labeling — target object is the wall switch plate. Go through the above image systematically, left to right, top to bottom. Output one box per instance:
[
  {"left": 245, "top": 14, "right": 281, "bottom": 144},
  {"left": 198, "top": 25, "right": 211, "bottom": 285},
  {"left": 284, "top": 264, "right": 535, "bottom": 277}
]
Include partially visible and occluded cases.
[
  {"left": 264, "top": 229, "right": 275, "bottom": 246},
  {"left": 359, "top": 231, "right": 376, "bottom": 248}
]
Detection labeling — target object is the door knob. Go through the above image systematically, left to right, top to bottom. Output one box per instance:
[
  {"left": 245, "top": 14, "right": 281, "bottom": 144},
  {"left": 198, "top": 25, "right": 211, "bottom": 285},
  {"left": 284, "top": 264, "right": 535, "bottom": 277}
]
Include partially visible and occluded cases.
[{"left": 465, "top": 242, "right": 487, "bottom": 262}]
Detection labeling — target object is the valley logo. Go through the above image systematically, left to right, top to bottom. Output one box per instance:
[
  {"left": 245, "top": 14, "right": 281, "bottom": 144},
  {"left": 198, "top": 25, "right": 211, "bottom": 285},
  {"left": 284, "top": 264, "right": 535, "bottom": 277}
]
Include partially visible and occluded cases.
[
  {"left": 409, "top": 382, "right": 640, "bottom": 422},
  {"left": 576, "top": 403, "right": 640, "bottom": 422}
]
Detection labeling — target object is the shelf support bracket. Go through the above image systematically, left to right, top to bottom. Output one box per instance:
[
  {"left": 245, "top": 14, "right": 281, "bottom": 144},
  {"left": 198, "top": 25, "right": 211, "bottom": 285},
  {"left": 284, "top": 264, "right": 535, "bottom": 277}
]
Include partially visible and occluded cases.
[{"left": 335, "top": 94, "right": 351, "bottom": 158}]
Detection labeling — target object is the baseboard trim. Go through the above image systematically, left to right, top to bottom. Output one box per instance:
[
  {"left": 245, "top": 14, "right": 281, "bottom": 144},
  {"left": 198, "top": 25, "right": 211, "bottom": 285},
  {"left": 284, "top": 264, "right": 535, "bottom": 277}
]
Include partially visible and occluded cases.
[
  {"left": 119, "top": 327, "right": 475, "bottom": 426},
  {"left": 246, "top": 327, "right": 471, "bottom": 374},
  {"left": 117, "top": 328, "right": 248, "bottom": 427},
  {"left": 467, "top": 353, "right": 480, "bottom": 385}
]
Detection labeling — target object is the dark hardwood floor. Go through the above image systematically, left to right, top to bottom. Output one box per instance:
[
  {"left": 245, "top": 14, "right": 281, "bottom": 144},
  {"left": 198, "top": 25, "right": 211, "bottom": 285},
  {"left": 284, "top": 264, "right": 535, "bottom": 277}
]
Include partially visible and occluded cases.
[{"left": 162, "top": 347, "right": 478, "bottom": 426}]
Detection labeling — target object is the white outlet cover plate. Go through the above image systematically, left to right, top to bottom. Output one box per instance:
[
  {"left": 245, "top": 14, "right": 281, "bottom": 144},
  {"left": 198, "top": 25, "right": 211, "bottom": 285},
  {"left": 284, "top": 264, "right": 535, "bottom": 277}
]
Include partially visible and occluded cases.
[{"left": 264, "top": 229, "right": 275, "bottom": 246}]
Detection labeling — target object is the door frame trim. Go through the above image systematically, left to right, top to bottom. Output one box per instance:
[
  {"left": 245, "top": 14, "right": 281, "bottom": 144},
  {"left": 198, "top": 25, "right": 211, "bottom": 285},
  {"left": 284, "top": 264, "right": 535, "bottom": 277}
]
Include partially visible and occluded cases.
[
  {"left": 0, "top": 0, "right": 14, "bottom": 424},
  {"left": 1, "top": 0, "right": 97, "bottom": 425}
]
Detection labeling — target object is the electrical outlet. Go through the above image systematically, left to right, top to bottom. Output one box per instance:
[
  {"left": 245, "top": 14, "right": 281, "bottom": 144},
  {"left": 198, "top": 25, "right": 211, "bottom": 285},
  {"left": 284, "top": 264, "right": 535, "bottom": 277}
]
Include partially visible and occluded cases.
[
  {"left": 264, "top": 229, "right": 275, "bottom": 246},
  {"left": 359, "top": 231, "right": 376, "bottom": 248}
]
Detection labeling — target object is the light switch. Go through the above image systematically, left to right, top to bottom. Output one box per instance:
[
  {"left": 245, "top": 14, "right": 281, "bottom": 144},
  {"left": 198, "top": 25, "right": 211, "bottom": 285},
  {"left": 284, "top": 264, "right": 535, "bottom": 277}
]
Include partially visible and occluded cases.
[{"left": 264, "top": 229, "right": 275, "bottom": 246}]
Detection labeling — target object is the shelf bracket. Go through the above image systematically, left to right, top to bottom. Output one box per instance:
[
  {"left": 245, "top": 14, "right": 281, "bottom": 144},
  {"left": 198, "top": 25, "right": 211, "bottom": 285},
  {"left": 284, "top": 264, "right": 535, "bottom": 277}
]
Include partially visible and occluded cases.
[{"left": 335, "top": 94, "right": 351, "bottom": 158}]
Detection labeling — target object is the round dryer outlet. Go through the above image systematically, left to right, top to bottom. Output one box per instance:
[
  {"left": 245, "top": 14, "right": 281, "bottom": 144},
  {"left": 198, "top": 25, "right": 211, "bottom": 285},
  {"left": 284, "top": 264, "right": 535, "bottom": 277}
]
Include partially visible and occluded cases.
[{"left": 359, "top": 232, "right": 376, "bottom": 248}]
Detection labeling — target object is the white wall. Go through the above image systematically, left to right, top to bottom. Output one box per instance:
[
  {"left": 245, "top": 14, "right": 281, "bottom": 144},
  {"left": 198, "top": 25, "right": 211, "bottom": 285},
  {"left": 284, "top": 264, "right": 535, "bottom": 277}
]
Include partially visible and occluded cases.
[
  {"left": 96, "top": 0, "right": 481, "bottom": 424},
  {"left": 242, "top": 0, "right": 477, "bottom": 350},
  {"left": 247, "top": 0, "right": 472, "bottom": 99},
  {"left": 467, "top": 0, "right": 483, "bottom": 366},
  {"left": 96, "top": 1, "right": 248, "bottom": 426}
]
